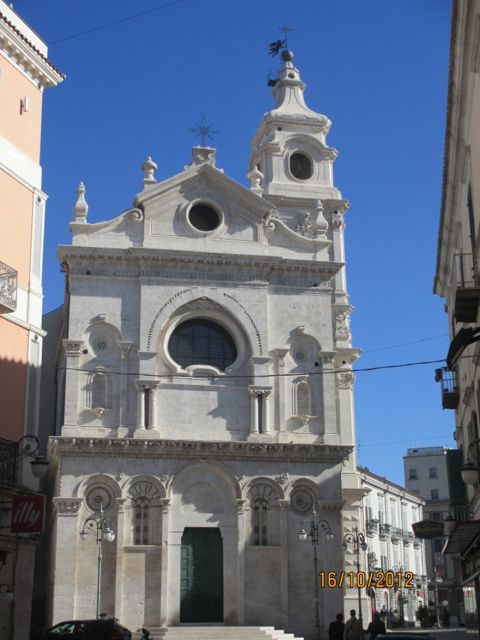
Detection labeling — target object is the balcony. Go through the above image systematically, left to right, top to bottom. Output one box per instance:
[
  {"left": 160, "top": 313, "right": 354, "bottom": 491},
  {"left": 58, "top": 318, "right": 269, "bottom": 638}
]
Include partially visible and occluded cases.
[
  {"left": 453, "top": 252, "right": 480, "bottom": 322},
  {"left": 0, "top": 261, "right": 17, "bottom": 313},
  {"left": 435, "top": 367, "right": 460, "bottom": 409},
  {"left": 366, "top": 519, "right": 378, "bottom": 537},
  {"left": 379, "top": 523, "right": 390, "bottom": 540},
  {"left": 391, "top": 527, "right": 402, "bottom": 543},
  {"left": 403, "top": 531, "right": 414, "bottom": 545}
]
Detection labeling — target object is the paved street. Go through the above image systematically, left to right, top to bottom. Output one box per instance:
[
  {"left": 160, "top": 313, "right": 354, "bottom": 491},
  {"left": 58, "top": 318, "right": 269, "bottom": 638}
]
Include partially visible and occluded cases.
[{"left": 385, "top": 629, "right": 470, "bottom": 640}]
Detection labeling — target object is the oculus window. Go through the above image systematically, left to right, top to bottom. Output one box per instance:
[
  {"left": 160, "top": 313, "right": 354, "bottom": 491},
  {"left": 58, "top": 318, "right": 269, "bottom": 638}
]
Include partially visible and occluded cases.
[
  {"left": 290, "top": 152, "right": 313, "bottom": 180},
  {"left": 188, "top": 203, "right": 220, "bottom": 232},
  {"left": 168, "top": 319, "right": 237, "bottom": 371}
]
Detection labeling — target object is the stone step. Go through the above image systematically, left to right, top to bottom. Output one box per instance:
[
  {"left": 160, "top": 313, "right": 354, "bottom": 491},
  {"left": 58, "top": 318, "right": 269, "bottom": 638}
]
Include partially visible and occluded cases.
[{"left": 132, "top": 626, "right": 304, "bottom": 640}]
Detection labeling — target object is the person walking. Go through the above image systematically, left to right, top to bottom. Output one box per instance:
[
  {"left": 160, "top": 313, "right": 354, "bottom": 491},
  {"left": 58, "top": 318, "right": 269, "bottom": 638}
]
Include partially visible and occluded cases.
[
  {"left": 344, "top": 610, "right": 363, "bottom": 640},
  {"left": 366, "top": 612, "right": 386, "bottom": 640},
  {"left": 329, "top": 613, "right": 345, "bottom": 640}
]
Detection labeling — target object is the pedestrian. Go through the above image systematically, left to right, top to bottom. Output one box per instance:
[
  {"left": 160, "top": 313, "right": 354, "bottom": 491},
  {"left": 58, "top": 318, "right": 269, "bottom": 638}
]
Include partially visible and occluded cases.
[
  {"left": 344, "top": 609, "right": 363, "bottom": 640},
  {"left": 365, "top": 612, "right": 386, "bottom": 640},
  {"left": 329, "top": 613, "right": 345, "bottom": 640}
]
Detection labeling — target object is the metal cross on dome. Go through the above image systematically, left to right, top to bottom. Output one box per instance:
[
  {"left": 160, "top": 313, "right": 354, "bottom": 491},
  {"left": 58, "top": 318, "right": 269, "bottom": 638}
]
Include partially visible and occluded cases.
[
  {"left": 269, "top": 23, "right": 294, "bottom": 56},
  {"left": 189, "top": 113, "right": 217, "bottom": 147}
]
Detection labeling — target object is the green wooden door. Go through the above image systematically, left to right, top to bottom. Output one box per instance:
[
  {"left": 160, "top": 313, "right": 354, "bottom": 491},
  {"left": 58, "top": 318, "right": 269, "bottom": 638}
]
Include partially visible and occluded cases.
[{"left": 180, "top": 527, "right": 223, "bottom": 623}]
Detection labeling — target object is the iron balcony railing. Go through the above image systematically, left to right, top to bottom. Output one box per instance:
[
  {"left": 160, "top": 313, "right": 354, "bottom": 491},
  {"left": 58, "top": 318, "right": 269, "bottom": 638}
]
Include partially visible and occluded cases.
[
  {"left": 453, "top": 252, "right": 480, "bottom": 322},
  {"left": 0, "top": 261, "right": 17, "bottom": 313},
  {"left": 435, "top": 367, "right": 460, "bottom": 409},
  {"left": 0, "top": 437, "right": 17, "bottom": 485}
]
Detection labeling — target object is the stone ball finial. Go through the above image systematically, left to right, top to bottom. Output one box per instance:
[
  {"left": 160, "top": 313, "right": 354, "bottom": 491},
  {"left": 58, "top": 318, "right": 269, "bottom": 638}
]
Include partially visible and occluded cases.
[
  {"left": 281, "top": 49, "right": 294, "bottom": 62},
  {"left": 141, "top": 156, "right": 158, "bottom": 190},
  {"left": 73, "top": 181, "right": 88, "bottom": 223}
]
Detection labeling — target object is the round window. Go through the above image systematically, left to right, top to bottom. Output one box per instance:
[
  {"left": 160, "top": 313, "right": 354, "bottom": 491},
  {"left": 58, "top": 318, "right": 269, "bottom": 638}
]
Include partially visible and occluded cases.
[
  {"left": 290, "top": 152, "right": 313, "bottom": 180},
  {"left": 188, "top": 203, "right": 220, "bottom": 232},
  {"left": 168, "top": 319, "right": 237, "bottom": 371}
]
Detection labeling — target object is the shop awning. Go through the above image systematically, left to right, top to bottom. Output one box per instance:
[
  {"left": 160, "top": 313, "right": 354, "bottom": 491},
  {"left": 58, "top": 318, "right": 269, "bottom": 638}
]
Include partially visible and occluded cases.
[{"left": 443, "top": 520, "right": 480, "bottom": 555}]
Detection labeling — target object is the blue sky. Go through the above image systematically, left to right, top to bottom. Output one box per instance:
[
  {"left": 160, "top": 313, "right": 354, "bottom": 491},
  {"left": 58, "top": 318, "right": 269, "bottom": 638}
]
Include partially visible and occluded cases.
[{"left": 19, "top": 0, "right": 453, "bottom": 484}]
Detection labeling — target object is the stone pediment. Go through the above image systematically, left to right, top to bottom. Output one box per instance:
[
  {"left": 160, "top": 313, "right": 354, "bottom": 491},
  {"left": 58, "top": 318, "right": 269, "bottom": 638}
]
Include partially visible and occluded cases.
[{"left": 134, "top": 163, "right": 275, "bottom": 249}]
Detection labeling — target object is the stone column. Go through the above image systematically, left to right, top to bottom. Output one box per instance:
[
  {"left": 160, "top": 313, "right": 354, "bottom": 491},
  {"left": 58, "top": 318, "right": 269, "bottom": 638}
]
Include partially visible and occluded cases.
[
  {"left": 331, "top": 208, "right": 348, "bottom": 303},
  {"left": 62, "top": 340, "right": 84, "bottom": 433},
  {"left": 118, "top": 342, "right": 133, "bottom": 431},
  {"left": 273, "top": 349, "right": 289, "bottom": 434},
  {"left": 319, "top": 352, "right": 337, "bottom": 437},
  {"left": 136, "top": 383, "right": 146, "bottom": 429},
  {"left": 147, "top": 383, "right": 160, "bottom": 431},
  {"left": 248, "top": 387, "right": 259, "bottom": 434},
  {"left": 262, "top": 389, "right": 271, "bottom": 434},
  {"left": 51, "top": 498, "right": 83, "bottom": 622},
  {"left": 114, "top": 498, "right": 127, "bottom": 621},
  {"left": 159, "top": 498, "right": 171, "bottom": 627},
  {"left": 236, "top": 498, "right": 247, "bottom": 624},
  {"left": 279, "top": 499, "right": 290, "bottom": 628}
]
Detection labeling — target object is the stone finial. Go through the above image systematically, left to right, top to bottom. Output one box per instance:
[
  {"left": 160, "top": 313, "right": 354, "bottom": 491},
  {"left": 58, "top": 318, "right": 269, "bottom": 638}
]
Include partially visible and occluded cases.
[
  {"left": 191, "top": 146, "right": 216, "bottom": 166},
  {"left": 141, "top": 156, "right": 157, "bottom": 190},
  {"left": 247, "top": 167, "right": 263, "bottom": 195},
  {"left": 73, "top": 182, "right": 88, "bottom": 223},
  {"left": 315, "top": 199, "right": 328, "bottom": 235}
]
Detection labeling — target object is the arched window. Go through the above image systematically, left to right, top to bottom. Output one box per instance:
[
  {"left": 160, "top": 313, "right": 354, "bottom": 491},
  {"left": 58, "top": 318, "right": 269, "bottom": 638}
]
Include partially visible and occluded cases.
[
  {"left": 290, "top": 152, "right": 313, "bottom": 180},
  {"left": 168, "top": 319, "right": 237, "bottom": 371},
  {"left": 91, "top": 373, "right": 107, "bottom": 409},
  {"left": 295, "top": 379, "right": 312, "bottom": 416},
  {"left": 247, "top": 483, "right": 279, "bottom": 546},
  {"left": 134, "top": 497, "right": 150, "bottom": 545},
  {"left": 252, "top": 498, "right": 269, "bottom": 546}
]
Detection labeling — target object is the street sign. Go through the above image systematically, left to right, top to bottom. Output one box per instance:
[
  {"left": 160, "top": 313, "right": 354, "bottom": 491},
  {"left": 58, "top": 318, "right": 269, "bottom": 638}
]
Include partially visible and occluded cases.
[{"left": 412, "top": 519, "right": 444, "bottom": 539}]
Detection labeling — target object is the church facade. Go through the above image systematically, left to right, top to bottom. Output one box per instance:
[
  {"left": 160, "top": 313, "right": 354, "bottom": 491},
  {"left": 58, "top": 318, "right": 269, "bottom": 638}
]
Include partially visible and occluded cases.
[{"left": 47, "top": 50, "right": 364, "bottom": 638}]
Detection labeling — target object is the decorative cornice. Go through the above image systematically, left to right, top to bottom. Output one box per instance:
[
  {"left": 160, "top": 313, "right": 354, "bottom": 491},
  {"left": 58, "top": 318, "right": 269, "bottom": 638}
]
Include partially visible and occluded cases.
[
  {"left": 0, "top": 11, "right": 65, "bottom": 87},
  {"left": 58, "top": 246, "right": 343, "bottom": 279},
  {"left": 49, "top": 437, "right": 353, "bottom": 465}
]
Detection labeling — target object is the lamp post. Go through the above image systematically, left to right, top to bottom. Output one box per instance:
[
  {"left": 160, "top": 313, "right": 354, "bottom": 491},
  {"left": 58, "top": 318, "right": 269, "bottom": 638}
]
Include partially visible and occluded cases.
[
  {"left": 461, "top": 438, "right": 480, "bottom": 485},
  {"left": 79, "top": 501, "right": 115, "bottom": 619},
  {"left": 298, "top": 509, "right": 334, "bottom": 640},
  {"left": 343, "top": 527, "right": 368, "bottom": 623},
  {"left": 367, "top": 552, "right": 377, "bottom": 615},
  {"left": 392, "top": 564, "right": 406, "bottom": 625}
]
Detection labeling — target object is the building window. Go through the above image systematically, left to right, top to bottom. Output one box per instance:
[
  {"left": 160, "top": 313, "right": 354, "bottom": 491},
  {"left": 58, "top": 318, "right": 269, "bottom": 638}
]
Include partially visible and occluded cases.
[
  {"left": 289, "top": 152, "right": 313, "bottom": 180},
  {"left": 188, "top": 203, "right": 221, "bottom": 232},
  {"left": 168, "top": 319, "right": 237, "bottom": 371},
  {"left": 91, "top": 372, "right": 108, "bottom": 410},
  {"left": 294, "top": 379, "right": 312, "bottom": 416},
  {"left": 429, "top": 467, "right": 438, "bottom": 479},
  {"left": 409, "top": 468, "right": 418, "bottom": 480},
  {"left": 431, "top": 489, "right": 439, "bottom": 500},
  {"left": 134, "top": 497, "right": 150, "bottom": 545},
  {"left": 252, "top": 498, "right": 269, "bottom": 546},
  {"left": 431, "top": 512, "right": 442, "bottom": 521}
]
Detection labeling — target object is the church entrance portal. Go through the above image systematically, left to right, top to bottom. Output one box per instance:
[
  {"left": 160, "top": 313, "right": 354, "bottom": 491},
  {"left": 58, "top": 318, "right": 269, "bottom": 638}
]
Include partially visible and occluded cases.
[{"left": 180, "top": 527, "right": 224, "bottom": 623}]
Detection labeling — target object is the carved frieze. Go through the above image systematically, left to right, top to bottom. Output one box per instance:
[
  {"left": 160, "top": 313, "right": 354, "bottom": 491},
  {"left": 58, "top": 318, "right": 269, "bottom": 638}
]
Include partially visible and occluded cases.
[
  {"left": 337, "top": 371, "right": 356, "bottom": 390},
  {"left": 49, "top": 436, "right": 353, "bottom": 464},
  {"left": 53, "top": 497, "right": 83, "bottom": 515}
]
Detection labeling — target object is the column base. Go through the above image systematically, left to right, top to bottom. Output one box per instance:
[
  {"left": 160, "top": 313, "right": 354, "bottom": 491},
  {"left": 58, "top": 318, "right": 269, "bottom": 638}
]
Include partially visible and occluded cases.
[{"left": 133, "top": 428, "right": 161, "bottom": 439}]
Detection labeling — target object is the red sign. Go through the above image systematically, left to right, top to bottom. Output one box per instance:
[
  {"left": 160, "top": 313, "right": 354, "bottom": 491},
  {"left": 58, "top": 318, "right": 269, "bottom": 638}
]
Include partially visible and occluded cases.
[{"left": 11, "top": 495, "right": 45, "bottom": 533}]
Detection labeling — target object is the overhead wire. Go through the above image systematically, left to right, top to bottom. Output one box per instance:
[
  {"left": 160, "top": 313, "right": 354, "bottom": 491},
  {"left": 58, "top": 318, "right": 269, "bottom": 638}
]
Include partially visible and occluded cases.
[{"left": 49, "top": 0, "right": 189, "bottom": 45}]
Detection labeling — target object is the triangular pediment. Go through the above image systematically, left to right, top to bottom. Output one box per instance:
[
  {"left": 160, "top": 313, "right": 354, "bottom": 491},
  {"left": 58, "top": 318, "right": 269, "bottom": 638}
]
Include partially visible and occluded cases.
[{"left": 132, "top": 162, "right": 275, "bottom": 250}]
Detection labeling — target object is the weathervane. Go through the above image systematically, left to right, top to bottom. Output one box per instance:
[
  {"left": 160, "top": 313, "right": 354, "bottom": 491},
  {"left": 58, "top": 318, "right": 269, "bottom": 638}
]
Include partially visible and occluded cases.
[
  {"left": 269, "top": 23, "right": 294, "bottom": 56},
  {"left": 189, "top": 113, "right": 217, "bottom": 147}
]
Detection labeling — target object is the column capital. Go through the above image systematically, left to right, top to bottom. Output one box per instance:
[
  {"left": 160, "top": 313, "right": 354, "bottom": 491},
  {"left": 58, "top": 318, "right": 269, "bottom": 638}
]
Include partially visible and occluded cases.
[
  {"left": 62, "top": 339, "right": 84, "bottom": 356},
  {"left": 118, "top": 341, "right": 134, "bottom": 359},
  {"left": 248, "top": 385, "right": 271, "bottom": 397}
]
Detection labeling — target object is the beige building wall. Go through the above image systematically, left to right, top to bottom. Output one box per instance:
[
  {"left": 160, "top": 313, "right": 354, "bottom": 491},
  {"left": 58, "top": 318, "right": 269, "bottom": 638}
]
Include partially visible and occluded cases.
[{"left": 0, "top": 2, "right": 64, "bottom": 639}]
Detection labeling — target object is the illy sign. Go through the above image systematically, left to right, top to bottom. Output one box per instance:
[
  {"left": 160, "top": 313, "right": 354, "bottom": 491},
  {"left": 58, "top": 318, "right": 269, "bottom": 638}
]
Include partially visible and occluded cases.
[{"left": 11, "top": 495, "right": 45, "bottom": 533}]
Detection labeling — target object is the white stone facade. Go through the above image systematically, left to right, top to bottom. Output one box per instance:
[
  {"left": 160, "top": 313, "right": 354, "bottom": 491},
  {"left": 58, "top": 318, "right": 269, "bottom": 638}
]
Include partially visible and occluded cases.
[
  {"left": 47, "top": 50, "right": 364, "bottom": 638},
  {"left": 358, "top": 467, "right": 427, "bottom": 625}
]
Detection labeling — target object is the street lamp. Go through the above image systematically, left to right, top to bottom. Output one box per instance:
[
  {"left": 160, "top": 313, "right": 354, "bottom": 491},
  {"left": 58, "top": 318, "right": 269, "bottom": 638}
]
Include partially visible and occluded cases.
[
  {"left": 461, "top": 438, "right": 480, "bottom": 484},
  {"left": 79, "top": 501, "right": 115, "bottom": 619},
  {"left": 298, "top": 508, "right": 334, "bottom": 640},
  {"left": 343, "top": 527, "right": 368, "bottom": 623},
  {"left": 392, "top": 564, "right": 406, "bottom": 625}
]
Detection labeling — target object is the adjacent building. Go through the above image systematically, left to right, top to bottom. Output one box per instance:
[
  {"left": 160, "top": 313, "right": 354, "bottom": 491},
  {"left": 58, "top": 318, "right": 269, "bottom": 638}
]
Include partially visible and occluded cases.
[
  {"left": 434, "top": 0, "right": 480, "bottom": 633},
  {"left": 0, "top": 2, "right": 64, "bottom": 639},
  {"left": 42, "top": 49, "right": 367, "bottom": 638},
  {"left": 404, "top": 447, "right": 465, "bottom": 624},
  {"left": 359, "top": 467, "right": 427, "bottom": 626}
]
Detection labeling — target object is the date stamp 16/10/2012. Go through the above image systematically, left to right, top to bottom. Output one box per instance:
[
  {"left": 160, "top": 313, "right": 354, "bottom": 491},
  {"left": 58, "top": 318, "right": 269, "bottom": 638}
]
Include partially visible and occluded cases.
[{"left": 318, "top": 571, "right": 414, "bottom": 589}]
